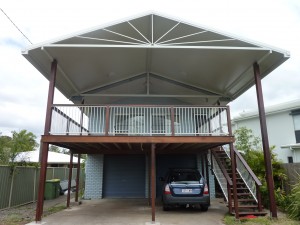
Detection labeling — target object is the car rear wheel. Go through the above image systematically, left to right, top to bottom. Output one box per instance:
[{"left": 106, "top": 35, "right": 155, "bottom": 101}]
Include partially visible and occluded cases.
[
  {"left": 163, "top": 204, "right": 171, "bottom": 211},
  {"left": 200, "top": 204, "right": 208, "bottom": 212}
]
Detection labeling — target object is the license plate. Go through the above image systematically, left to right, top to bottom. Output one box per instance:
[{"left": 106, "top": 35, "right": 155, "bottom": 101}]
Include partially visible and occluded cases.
[{"left": 182, "top": 189, "right": 192, "bottom": 193}]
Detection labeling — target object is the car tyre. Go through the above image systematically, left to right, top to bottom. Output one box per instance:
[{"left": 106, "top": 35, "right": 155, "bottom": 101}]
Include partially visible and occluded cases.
[
  {"left": 163, "top": 204, "right": 170, "bottom": 211},
  {"left": 200, "top": 204, "right": 208, "bottom": 212}
]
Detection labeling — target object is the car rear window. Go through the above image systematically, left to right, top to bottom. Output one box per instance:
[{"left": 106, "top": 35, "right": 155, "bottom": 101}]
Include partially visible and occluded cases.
[{"left": 169, "top": 171, "right": 200, "bottom": 183}]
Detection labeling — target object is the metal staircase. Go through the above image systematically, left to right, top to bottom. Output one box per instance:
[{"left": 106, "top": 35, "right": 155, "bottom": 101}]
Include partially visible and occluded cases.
[{"left": 210, "top": 146, "right": 267, "bottom": 218}]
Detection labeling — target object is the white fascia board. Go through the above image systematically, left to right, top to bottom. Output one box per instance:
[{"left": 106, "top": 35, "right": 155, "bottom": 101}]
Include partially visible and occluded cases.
[{"left": 41, "top": 44, "right": 270, "bottom": 50}]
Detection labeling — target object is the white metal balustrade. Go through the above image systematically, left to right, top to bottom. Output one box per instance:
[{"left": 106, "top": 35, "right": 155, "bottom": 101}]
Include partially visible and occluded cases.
[
  {"left": 49, "top": 105, "right": 229, "bottom": 136},
  {"left": 50, "top": 105, "right": 106, "bottom": 135},
  {"left": 221, "top": 145, "right": 261, "bottom": 203},
  {"left": 211, "top": 152, "right": 230, "bottom": 201},
  {"left": 235, "top": 153, "right": 259, "bottom": 202}
]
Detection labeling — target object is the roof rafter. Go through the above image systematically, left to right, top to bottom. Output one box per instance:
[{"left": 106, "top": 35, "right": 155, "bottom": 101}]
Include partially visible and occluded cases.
[
  {"left": 127, "top": 21, "right": 151, "bottom": 44},
  {"left": 102, "top": 28, "right": 148, "bottom": 44},
  {"left": 158, "top": 31, "right": 207, "bottom": 44},
  {"left": 82, "top": 73, "right": 147, "bottom": 94},
  {"left": 150, "top": 73, "right": 224, "bottom": 97}
]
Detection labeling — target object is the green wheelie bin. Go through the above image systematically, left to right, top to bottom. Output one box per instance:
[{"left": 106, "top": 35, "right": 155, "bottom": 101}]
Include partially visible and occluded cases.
[{"left": 44, "top": 179, "right": 60, "bottom": 200}]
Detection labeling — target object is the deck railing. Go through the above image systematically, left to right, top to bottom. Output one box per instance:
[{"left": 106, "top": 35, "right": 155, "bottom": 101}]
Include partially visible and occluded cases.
[{"left": 49, "top": 105, "right": 229, "bottom": 136}]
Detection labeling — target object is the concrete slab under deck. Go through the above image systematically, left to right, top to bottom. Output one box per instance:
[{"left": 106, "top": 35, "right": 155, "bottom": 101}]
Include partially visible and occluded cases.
[{"left": 28, "top": 198, "right": 227, "bottom": 225}]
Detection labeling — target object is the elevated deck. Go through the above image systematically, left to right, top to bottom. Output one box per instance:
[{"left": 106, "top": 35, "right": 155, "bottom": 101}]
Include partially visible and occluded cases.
[{"left": 46, "top": 104, "right": 234, "bottom": 153}]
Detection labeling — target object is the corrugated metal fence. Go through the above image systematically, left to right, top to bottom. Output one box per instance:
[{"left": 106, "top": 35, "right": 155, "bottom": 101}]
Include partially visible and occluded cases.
[{"left": 0, "top": 166, "right": 85, "bottom": 210}]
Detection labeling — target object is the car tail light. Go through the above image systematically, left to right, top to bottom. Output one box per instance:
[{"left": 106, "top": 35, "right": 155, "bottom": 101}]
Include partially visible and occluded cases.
[
  {"left": 204, "top": 184, "right": 209, "bottom": 195},
  {"left": 164, "top": 185, "right": 171, "bottom": 195}
]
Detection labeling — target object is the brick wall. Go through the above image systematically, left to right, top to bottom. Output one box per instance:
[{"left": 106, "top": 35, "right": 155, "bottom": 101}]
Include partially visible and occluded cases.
[{"left": 84, "top": 154, "right": 104, "bottom": 199}]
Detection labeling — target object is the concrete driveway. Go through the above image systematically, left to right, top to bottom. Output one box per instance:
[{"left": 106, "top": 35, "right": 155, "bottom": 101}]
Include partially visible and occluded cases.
[{"left": 32, "top": 198, "right": 227, "bottom": 225}]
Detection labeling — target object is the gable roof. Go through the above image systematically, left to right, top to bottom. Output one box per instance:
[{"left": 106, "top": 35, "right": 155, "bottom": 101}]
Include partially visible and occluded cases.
[{"left": 22, "top": 13, "right": 289, "bottom": 106}]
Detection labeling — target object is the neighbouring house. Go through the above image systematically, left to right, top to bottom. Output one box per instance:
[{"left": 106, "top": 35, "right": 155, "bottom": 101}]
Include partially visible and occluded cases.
[
  {"left": 21, "top": 13, "right": 289, "bottom": 221},
  {"left": 232, "top": 99, "right": 300, "bottom": 163},
  {"left": 15, "top": 150, "right": 84, "bottom": 167}
]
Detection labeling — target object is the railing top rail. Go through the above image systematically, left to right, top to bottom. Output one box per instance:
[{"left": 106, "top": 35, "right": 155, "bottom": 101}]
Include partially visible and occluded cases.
[
  {"left": 52, "top": 104, "right": 228, "bottom": 108},
  {"left": 233, "top": 146, "right": 262, "bottom": 186},
  {"left": 212, "top": 150, "right": 233, "bottom": 186}
]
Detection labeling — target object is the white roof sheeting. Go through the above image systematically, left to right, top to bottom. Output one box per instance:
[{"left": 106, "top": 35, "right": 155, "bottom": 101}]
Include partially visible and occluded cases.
[
  {"left": 22, "top": 13, "right": 289, "bottom": 106},
  {"left": 232, "top": 99, "right": 300, "bottom": 121},
  {"left": 15, "top": 150, "right": 83, "bottom": 164}
]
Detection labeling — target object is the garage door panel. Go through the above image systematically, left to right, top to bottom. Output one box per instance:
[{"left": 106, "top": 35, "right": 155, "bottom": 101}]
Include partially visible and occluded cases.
[{"left": 103, "top": 155, "right": 145, "bottom": 198}]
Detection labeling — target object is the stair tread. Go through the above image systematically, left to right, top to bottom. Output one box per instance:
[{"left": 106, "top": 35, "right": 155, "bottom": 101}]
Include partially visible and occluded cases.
[
  {"left": 231, "top": 193, "right": 252, "bottom": 196},
  {"left": 237, "top": 199, "right": 257, "bottom": 202},
  {"left": 233, "top": 205, "right": 260, "bottom": 208}
]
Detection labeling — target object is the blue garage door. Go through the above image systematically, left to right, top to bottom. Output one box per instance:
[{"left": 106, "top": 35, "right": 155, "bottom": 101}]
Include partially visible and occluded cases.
[
  {"left": 156, "top": 154, "right": 196, "bottom": 197},
  {"left": 103, "top": 155, "right": 145, "bottom": 198}
]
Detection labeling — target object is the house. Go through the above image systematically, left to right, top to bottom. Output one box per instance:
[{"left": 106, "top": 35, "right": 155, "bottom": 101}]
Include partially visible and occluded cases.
[
  {"left": 21, "top": 13, "right": 289, "bottom": 221},
  {"left": 232, "top": 99, "right": 300, "bottom": 163},
  {"left": 15, "top": 150, "right": 84, "bottom": 167}
]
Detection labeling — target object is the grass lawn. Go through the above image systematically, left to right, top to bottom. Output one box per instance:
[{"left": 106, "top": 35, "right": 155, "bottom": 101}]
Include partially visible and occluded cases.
[{"left": 223, "top": 213, "right": 299, "bottom": 225}]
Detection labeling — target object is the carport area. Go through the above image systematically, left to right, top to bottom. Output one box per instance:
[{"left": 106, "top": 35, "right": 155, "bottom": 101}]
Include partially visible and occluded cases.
[{"left": 34, "top": 198, "right": 227, "bottom": 225}]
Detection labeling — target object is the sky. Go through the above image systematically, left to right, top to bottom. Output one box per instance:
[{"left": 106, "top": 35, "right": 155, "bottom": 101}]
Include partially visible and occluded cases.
[{"left": 0, "top": 0, "right": 300, "bottom": 139}]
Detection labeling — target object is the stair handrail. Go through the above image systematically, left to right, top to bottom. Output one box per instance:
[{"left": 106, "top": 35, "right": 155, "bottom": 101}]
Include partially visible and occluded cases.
[
  {"left": 232, "top": 146, "right": 262, "bottom": 209},
  {"left": 233, "top": 147, "right": 262, "bottom": 186},
  {"left": 211, "top": 150, "right": 233, "bottom": 209},
  {"left": 211, "top": 150, "right": 233, "bottom": 186}
]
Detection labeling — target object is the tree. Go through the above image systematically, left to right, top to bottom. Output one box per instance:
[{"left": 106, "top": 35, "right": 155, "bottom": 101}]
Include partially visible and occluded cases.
[
  {"left": 234, "top": 127, "right": 286, "bottom": 207},
  {"left": 234, "top": 127, "right": 261, "bottom": 155},
  {"left": 0, "top": 130, "right": 38, "bottom": 165},
  {"left": 0, "top": 134, "right": 12, "bottom": 164},
  {"left": 49, "top": 145, "right": 61, "bottom": 153}
]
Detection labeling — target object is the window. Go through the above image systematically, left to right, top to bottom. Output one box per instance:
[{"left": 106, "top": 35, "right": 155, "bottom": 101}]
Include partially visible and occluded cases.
[
  {"left": 292, "top": 113, "right": 300, "bottom": 143},
  {"left": 287, "top": 156, "right": 293, "bottom": 164}
]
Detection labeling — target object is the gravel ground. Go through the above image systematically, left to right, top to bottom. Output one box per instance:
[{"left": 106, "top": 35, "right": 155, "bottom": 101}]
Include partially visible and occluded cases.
[{"left": 0, "top": 194, "right": 74, "bottom": 225}]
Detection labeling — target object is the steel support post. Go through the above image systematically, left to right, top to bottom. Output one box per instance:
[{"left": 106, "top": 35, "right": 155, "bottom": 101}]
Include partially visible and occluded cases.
[
  {"left": 35, "top": 59, "right": 57, "bottom": 222},
  {"left": 253, "top": 62, "right": 277, "bottom": 218},
  {"left": 105, "top": 106, "right": 110, "bottom": 135},
  {"left": 170, "top": 106, "right": 175, "bottom": 136},
  {"left": 227, "top": 106, "right": 239, "bottom": 218},
  {"left": 229, "top": 143, "right": 239, "bottom": 218},
  {"left": 151, "top": 144, "right": 156, "bottom": 222},
  {"left": 205, "top": 151, "right": 210, "bottom": 190},
  {"left": 67, "top": 152, "right": 73, "bottom": 208},
  {"left": 148, "top": 153, "right": 151, "bottom": 205},
  {"left": 75, "top": 154, "right": 81, "bottom": 202},
  {"left": 201, "top": 154, "right": 205, "bottom": 178},
  {"left": 227, "top": 183, "right": 232, "bottom": 214}
]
